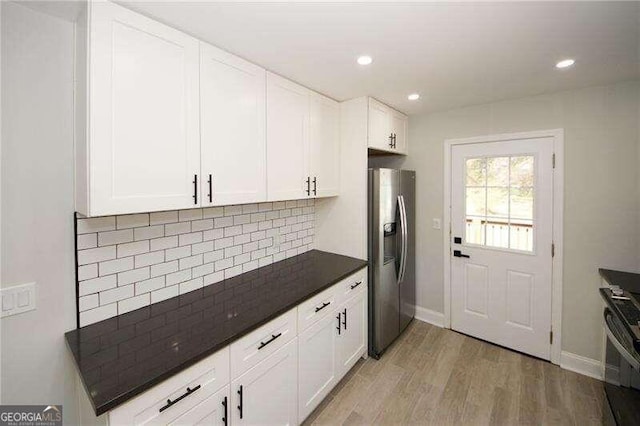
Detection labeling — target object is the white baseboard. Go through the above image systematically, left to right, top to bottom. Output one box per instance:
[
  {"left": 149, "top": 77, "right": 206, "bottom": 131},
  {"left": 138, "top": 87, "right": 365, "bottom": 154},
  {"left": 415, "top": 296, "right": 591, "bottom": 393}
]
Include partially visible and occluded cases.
[
  {"left": 414, "top": 306, "right": 445, "bottom": 328},
  {"left": 560, "top": 351, "right": 603, "bottom": 380}
]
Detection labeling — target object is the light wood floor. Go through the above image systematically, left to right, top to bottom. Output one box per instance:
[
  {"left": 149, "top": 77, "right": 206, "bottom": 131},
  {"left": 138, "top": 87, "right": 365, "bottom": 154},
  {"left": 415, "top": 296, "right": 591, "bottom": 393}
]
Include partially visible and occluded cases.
[{"left": 304, "top": 320, "right": 605, "bottom": 426}]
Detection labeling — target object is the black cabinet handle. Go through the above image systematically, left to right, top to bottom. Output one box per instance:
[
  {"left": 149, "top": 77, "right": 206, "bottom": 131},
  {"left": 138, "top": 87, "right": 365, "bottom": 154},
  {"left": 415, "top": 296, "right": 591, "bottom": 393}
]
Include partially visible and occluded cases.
[
  {"left": 393, "top": 133, "right": 397, "bottom": 148},
  {"left": 389, "top": 134, "right": 394, "bottom": 148},
  {"left": 192, "top": 174, "right": 198, "bottom": 205},
  {"left": 207, "top": 174, "right": 212, "bottom": 203},
  {"left": 306, "top": 177, "right": 310, "bottom": 196},
  {"left": 313, "top": 177, "right": 317, "bottom": 196},
  {"left": 453, "top": 250, "right": 470, "bottom": 258},
  {"left": 350, "top": 281, "right": 362, "bottom": 290},
  {"left": 315, "top": 301, "right": 331, "bottom": 313},
  {"left": 342, "top": 308, "right": 347, "bottom": 330},
  {"left": 336, "top": 313, "right": 341, "bottom": 335},
  {"left": 258, "top": 332, "right": 282, "bottom": 350},
  {"left": 159, "top": 385, "right": 201, "bottom": 413},
  {"left": 237, "top": 385, "right": 243, "bottom": 419},
  {"left": 222, "top": 396, "right": 228, "bottom": 425}
]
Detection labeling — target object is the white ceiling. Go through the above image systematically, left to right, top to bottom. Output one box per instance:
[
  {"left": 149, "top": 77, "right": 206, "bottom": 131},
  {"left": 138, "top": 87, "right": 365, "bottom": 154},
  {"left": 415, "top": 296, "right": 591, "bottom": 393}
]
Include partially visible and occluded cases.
[{"left": 44, "top": 1, "right": 640, "bottom": 115}]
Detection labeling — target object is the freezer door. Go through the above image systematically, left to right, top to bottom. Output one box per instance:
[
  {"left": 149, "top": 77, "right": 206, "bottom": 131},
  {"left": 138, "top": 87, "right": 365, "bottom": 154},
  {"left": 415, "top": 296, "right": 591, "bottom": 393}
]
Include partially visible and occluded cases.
[
  {"left": 369, "top": 169, "right": 401, "bottom": 355},
  {"left": 399, "top": 170, "right": 416, "bottom": 332}
]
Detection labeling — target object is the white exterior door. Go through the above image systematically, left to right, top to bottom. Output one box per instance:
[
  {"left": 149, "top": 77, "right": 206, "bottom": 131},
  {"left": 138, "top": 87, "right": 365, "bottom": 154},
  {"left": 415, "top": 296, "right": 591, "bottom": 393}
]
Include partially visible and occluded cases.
[
  {"left": 89, "top": 1, "right": 200, "bottom": 215},
  {"left": 200, "top": 42, "right": 266, "bottom": 206},
  {"left": 266, "top": 73, "right": 310, "bottom": 201},
  {"left": 309, "top": 93, "right": 340, "bottom": 198},
  {"left": 450, "top": 137, "right": 554, "bottom": 360},
  {"left": 298, "top": 314, "right": 337, "bottom": 422},
  {"left": 231, "top": 338, "right": 298, "bottom": 426}
]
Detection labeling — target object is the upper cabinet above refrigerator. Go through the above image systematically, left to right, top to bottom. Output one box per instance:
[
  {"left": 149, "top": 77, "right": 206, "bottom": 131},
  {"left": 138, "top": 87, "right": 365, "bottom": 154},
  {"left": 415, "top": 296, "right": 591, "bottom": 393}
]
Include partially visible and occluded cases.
[{"left": 367, "top": 98, "right": 408, "bottom": 155}]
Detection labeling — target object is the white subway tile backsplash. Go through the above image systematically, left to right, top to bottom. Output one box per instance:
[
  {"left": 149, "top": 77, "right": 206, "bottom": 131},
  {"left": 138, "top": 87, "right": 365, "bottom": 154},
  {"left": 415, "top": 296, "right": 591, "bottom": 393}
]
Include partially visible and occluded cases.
[
  {"left": 75, "top": 199, "right": 314, "bottom": 326},
  {"left": 150, "top": 210, "right": 178, "bottom": 225},
  {"left": 117, "top": 213, "right": 149, "bottom": 229},
  {"left": 77, "top": 217, "right": 116, "bottom": 234},
  {"left": 165, "top": 221, "right": 190, "bottom": 236},
  {"left": 134, "top": 225, "right": 164, "bottom": 241},
  {"left": 77, "top": 233, "right": 97, "bottom": 250},
  {"left": 150, "top": 236, "right": 178, "bottom": 252},
  {"left": 117, "top": 240, "right": 149, "bottom": 258},
  {"left": 78, "top": 246, "right": 116, "bottom": 265},
  {"left": 135, "top": 251, "right": 164, "bottom": 268},
  {"left": 99, "top": 257, "right": 134, "bottom": 276},
  {"left": 150, "top": 260, "right": 178, "bottom": 278},
  {"left": 78, "top": 264, "right": 98, "bottom": 281},
  {"left": 118, "top": 267, "right": 150, "bottom": 286},
  {"left": 100, "top": 284, "right": 134, "bottom": 305},
  {"left": 151, "top": 285, "right": 179, "bottom": 303},
  {"left": 118, "top": 294, "right": 149, "bottom": 314}
]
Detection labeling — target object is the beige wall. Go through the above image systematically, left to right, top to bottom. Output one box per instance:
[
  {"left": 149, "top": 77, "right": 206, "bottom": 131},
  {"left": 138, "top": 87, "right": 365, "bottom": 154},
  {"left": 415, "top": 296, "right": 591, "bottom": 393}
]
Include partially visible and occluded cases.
[
  {"left": 1, "top": 2, "right": 78, "bottom": 422},
  {"left": 379, "top": 80, "right": 640, "bottom": 361}
]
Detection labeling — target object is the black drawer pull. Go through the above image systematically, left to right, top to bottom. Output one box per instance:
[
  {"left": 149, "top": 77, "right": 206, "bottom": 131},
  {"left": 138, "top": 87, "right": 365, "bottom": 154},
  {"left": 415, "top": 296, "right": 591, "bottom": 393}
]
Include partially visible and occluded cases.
[
  {"left": 350, "top": 281, "right": 362, "bottom": 290},
  {"left": 315, "top": 301, "right": 331, "bottom": 313},
  {"left": 342, "top": 308, "right": 347, "bottom": 330},
  {"left": 337, "top": 313, "right": 341, "bottom": 335},
  {"left": 258, "top": 332, "right": 282, "bottom": 350},
  {"left": 159, "top": 385, "right": 201, "bottom": 413},
  {"left": 237, "top": 385, "right": 243, "bottom": 419},
  {"left": 222, "top": 396, "right": 228, "bottom": 425}
]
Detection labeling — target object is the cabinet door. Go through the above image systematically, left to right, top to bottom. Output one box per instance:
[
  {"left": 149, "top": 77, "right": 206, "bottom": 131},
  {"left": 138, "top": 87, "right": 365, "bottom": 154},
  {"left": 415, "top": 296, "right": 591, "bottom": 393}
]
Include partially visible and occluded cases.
[
  {"left": 89, "top": 1, "right": 200, "bottom": 215},
  {"left": 200, "top": 43, "right": 266, "bottom": 206},
  {"left": 266, "top": 73, "right": 310, "bottom": 201},
  {"left": 309, "top": 93, "right": 340, "bottom": 197},
  {"left": 367, "top": 98, "right": 392, "bottom": 151},
  {"left": 390, "top": 110, "right": 408, "bottom": 154},
  {"left": 336, "top": 291, "right": 367, "bottom": 378},
  {"left": 298, "top": 314, "right": 337, "bottom": 422},
  {"left": 231, "top": 338, "right": 298, "bottom": 426},
  {"left": 169, "top": 385, "right": 229, "bottom": 426}
]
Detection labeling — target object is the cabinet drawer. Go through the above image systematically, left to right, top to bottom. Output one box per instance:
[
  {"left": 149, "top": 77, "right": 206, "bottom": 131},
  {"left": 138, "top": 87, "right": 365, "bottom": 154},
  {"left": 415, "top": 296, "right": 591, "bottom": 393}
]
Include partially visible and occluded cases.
[
  {"left": 338, "top": 268, "right": 367, "bottom": 303},
  {"left": 297, "top": 284, "right": 340, "bottom": 332},
  {"left": 230, "top": 308, "right": 297, "bottom": 379},
  {"left": 109, "top": 347, "right": 229, "bottom": 426}
]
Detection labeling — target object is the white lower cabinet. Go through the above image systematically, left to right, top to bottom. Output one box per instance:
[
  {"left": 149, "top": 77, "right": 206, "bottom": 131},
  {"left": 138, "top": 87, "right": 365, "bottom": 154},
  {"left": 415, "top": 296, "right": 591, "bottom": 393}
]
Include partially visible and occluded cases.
[
  {"left": 101, "top": 268, "right": 367, "bottom": 426},
  {"left": 336, "top": 290, "right": 367, "bottom": 378},
  {"left": 298, "top": 315, "right": 338, "bottom": 421},
  {"left": 231, "top": 338, "right": 298, "bottom": 426}
]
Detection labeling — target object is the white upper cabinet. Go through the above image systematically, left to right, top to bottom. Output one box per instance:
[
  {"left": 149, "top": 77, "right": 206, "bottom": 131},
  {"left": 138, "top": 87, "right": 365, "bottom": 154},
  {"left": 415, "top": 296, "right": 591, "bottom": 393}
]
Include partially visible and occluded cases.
[
  {"left": 85, "top": 1, "right": 200, "bottom": 216},
  {"left": 200, "top": 42, "right": 266, "bottom": 206},
  {"left": 266, "top": 73, "right": 310, "bottom": 201},
  {"left": 309, "top": 93, "right": 340, "bottom": 197},
  {"left": 367, "top": 97, "right": 408, "bottom": 155}
]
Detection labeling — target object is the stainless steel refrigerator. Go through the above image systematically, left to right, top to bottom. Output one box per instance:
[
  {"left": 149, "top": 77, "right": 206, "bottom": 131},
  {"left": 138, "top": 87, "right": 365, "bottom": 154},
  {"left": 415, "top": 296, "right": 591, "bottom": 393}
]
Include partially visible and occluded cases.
[{"left": 368, "top": 168, "right": 416, "bottom": 358}]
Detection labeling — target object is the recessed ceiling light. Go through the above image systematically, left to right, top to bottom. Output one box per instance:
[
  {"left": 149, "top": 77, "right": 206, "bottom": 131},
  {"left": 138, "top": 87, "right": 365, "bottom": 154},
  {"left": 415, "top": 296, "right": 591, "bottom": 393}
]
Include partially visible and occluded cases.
[
  {"left": 357, "top": 55, "right": 373, "bottom": 65},
  {"left": 556, "top": 59, "right": 575, "bottom": 69},
  {"left": 408, "top": 93, "right": 420, "bottom": 101}
]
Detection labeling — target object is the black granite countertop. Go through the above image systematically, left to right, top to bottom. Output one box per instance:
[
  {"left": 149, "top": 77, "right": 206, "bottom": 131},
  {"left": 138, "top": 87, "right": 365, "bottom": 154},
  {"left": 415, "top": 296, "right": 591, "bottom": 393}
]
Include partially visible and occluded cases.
[
  {"left": 65, "top": 250, "right": 367, "bottom": 416},
  {"left": 599, "top": 268, "right": 640, "bottom": 294}
]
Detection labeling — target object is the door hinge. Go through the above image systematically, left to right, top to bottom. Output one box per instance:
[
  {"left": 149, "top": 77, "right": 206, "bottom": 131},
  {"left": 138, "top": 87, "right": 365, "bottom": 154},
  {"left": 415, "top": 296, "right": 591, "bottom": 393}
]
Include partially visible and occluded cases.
[
  {"left": 552, "top": 153, "right": 556, "bottom": 169},
  {"left": 551, "top": 243, "right": 555, "bottom": 258},
  {"left": 550, "top": 330, "right": 553, "bottom": 344}
]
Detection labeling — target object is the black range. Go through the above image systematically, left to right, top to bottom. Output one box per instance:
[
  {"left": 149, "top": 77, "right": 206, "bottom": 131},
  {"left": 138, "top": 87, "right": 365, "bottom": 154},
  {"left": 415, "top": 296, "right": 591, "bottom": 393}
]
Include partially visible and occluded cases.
[{"left": 65, "top": 250, "right": 367, "bottom": 416}]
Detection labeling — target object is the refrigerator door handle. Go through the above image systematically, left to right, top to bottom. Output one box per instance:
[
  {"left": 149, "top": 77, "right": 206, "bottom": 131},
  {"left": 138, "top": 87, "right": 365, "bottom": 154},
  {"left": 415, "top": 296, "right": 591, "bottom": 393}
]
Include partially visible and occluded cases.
[
  {"left": 397, "top": 195, "right": 408, "bottom": 285},
  {"left": 401, "top": 195, "right": 408, "bottom": 283}
]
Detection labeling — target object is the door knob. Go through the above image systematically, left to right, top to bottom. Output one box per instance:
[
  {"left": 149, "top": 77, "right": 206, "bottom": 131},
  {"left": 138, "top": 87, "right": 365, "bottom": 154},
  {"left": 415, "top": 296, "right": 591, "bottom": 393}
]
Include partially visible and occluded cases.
[{"left": 453, "top": 250, "right": 470, "bottom": 258}]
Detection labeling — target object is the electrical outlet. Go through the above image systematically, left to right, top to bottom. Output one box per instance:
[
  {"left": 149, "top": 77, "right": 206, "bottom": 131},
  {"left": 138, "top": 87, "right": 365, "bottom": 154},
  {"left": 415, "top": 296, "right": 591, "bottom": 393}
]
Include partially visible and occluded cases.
[
  {"left": 432, "top": 218, "right": 441, "bottom": 230},
  {"left": 0, "top": 282, "right": 36, "bottom": 318}
]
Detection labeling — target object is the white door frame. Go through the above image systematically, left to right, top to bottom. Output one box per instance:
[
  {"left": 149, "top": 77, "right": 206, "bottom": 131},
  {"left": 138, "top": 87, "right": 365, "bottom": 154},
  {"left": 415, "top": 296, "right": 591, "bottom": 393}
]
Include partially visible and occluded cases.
[{"left": 443, "top": 128, "right": 564, "bottom": 365}]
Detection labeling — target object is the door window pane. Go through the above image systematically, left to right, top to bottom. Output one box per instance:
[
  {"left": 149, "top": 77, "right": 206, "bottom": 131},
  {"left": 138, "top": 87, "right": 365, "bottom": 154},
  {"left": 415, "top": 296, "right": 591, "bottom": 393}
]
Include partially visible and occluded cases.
[{"left": 464, "top": 154, "right": 535, "bottom": 252}]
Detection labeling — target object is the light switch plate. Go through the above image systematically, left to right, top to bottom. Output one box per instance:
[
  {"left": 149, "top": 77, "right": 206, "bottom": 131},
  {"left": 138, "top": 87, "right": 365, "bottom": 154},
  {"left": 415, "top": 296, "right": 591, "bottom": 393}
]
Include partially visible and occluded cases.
[
  {"left": 432, "top": 218, "right": 441, "bottom": 230},
  {"left": 0, "top": 282, "right": 36, "bottom": 318}
]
